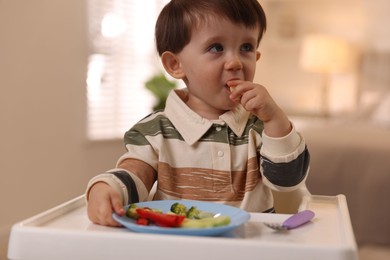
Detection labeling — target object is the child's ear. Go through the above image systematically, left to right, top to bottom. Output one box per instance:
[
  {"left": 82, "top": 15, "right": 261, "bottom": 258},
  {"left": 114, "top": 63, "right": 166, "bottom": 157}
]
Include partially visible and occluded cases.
[
  {"left": 161, "top": 51, "right": 185, "bottom": 79},
  {"left": 256, "top": 51, "right": 261, "bottom": 61}
]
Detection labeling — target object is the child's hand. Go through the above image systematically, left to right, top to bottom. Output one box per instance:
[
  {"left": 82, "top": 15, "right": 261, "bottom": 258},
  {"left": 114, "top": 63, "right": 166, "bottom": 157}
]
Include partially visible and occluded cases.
[
  {"left": 228, "top": 80, "right": 291, "bottom": 137},
  {"left": 87, "top": 182, "right": 125, "bottom": 227}
]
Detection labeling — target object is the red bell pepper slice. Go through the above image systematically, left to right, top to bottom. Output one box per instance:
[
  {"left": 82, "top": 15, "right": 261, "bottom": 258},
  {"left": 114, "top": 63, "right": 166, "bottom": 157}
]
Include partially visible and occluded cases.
[
  {"left": 136, "top": 208, "right": 185, "bottom": 227},
  {"left": 136, "top": 217, "right": 149, "bottom": 226}
]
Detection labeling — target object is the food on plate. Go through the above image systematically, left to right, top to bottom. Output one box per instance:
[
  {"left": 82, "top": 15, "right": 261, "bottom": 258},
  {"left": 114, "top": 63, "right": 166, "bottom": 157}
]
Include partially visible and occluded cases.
[
  {"left": 126, "top": 202, "right": 231, "bottom": 229},
  {"left": 170, "top": 202, "right": 188, "bottom": 216},
  {"left": 170, "top": 202, "right": 214, "bottom": 219},
  {"left": 186, "top": 206, "right": 201, "bottom": 219},
  {"left": 136, "top": 207, "right": 186, "bottom": 227},
  {"left": 180, "top": 215, "right": 231, "bottom": 228}
]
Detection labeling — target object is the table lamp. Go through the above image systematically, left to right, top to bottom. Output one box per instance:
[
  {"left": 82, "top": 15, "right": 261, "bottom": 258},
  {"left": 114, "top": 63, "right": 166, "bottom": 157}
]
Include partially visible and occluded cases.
[{"left": 300, "top": 34, "right": 356, "bottom": 116}]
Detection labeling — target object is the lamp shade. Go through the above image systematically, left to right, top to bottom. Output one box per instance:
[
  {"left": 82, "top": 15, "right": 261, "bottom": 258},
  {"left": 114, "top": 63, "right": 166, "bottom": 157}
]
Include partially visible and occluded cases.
[{"left": 300, "top": 34, "right": 355, "bottom": 74}]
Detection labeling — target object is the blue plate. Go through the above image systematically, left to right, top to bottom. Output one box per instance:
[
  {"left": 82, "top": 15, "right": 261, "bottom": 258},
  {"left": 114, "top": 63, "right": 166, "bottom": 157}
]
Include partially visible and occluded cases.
[{"left": 112, "top": 200, "right": 250, "bottom": 236}]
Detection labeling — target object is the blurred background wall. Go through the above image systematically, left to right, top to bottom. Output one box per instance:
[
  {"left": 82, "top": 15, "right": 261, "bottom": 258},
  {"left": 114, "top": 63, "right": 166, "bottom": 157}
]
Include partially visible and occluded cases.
[
  {"left": 1, "top": 0, "right": 390, "bottom": 259},
  {"left": 255, "top": 0, "right": 390, "bottom": 116},
  {"left": 0, "top": 1, "right": 124, "bottom": 258}
]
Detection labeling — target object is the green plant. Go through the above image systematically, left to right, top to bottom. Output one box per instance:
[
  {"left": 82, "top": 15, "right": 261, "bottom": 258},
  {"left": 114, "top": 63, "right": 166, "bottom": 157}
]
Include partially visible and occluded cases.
[{"left": 145, "top": 73, "right": 177, "bottom": 111}]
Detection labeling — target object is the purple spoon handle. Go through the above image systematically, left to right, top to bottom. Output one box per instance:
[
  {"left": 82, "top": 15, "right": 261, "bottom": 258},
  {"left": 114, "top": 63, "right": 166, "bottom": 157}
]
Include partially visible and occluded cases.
[{"left": 282, "top": 210, "right": 315, "bottom": 229}]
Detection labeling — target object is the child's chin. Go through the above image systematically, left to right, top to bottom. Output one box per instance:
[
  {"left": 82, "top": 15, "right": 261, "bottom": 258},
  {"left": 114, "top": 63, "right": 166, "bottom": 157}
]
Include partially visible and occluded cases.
[{"left": 225, "top": 102, "right": 239, "bottom": 110}]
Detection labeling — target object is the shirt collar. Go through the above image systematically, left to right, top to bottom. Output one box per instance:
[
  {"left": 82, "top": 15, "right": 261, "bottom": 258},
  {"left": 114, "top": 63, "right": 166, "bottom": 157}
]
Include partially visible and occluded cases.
[{"left": 165, "top": 89, "right": 250, "bottom": 145}]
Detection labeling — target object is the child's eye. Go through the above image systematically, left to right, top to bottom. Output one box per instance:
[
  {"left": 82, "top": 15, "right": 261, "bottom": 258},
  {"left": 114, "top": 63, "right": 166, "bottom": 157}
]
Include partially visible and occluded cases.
[
  {"left": 240, "top": 43, "right": 254, "bottom": 52},
  {"left": 208, "top": 44, "right": 224, "bottom": 53}
]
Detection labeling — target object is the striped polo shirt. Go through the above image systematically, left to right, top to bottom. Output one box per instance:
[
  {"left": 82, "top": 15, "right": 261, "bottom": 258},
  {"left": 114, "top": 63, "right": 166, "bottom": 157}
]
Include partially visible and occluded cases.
[{"left": 87, "top": 88, "right": 309, "bottom": 213}]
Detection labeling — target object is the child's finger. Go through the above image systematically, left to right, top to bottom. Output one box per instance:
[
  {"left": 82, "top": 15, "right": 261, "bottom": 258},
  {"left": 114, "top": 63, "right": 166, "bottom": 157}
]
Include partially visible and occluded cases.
[
  {"left": 227, "top": 80, "right": 243, "bottom": 101},
  {"left": 230, "top": 91, "right": 242, "bottom": 103},
  {"left": 111, "top": 194, "right": 125, "bottom": 216}
]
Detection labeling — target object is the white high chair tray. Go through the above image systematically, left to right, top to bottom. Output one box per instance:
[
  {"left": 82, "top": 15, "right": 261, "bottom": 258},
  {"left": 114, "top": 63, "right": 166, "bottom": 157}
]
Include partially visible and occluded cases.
[{"left": 8, "top": 195, "right": 358, "bottom": 260}]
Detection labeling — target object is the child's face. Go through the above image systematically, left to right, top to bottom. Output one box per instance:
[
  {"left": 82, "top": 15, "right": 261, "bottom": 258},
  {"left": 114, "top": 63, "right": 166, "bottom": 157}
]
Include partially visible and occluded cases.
[{"left": 175, "top": 16, "right": 260, "bottom": 118}]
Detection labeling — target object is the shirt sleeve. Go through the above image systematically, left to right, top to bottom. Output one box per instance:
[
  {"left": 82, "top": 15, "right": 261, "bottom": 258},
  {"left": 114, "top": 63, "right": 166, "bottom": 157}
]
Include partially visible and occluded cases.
[
  {"left": 259, "top": 124, "right": 310, "bottom": 191},
  {"left": 85, "top": 168, "right": 150, "bottom": 205}
]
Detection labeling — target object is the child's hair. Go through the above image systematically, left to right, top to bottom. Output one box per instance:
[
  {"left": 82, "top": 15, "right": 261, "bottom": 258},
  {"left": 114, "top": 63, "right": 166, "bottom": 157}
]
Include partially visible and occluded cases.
[{"left": 155, "top": 0, "right": 267, "bottom": 56}]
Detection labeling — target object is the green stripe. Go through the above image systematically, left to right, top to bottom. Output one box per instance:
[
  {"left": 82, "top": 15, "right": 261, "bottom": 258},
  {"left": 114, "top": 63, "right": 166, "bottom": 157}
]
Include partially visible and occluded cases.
[
  {"left": 124, "top": 114, "right": 264, "bottom": 146},
  {"left": 124, "top": 115, "right": 184, "bottom": 145},
  {"left": 229, "top": 115, "right": 264, "bottom": 146},
  {"left": 248, "top": 115, "right": 264, "bottom": 135}
]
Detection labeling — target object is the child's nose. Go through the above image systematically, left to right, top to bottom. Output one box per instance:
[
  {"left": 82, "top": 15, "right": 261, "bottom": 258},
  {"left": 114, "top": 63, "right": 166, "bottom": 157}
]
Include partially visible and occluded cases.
[{"left": 224, "top": 55, "right": 243, "bottom": 71}]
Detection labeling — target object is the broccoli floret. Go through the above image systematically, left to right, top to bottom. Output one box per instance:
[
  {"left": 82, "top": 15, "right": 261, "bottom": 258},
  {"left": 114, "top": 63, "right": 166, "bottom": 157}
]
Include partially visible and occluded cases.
[
  {"left": 170, "top": 202, "right": 187, "bottom": 216},
  {"left": 126, "top": 204, "right": 138, "bottom": 219},
  {"left": 186, "top": 206, "right": 201, "bottom": 219}
]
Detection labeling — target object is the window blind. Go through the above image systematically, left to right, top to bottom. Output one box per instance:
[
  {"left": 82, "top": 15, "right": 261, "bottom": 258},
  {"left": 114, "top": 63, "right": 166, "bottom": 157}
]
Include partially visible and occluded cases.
[{"left": 86, "top": 0, "right": 169, "bottom": 140}]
